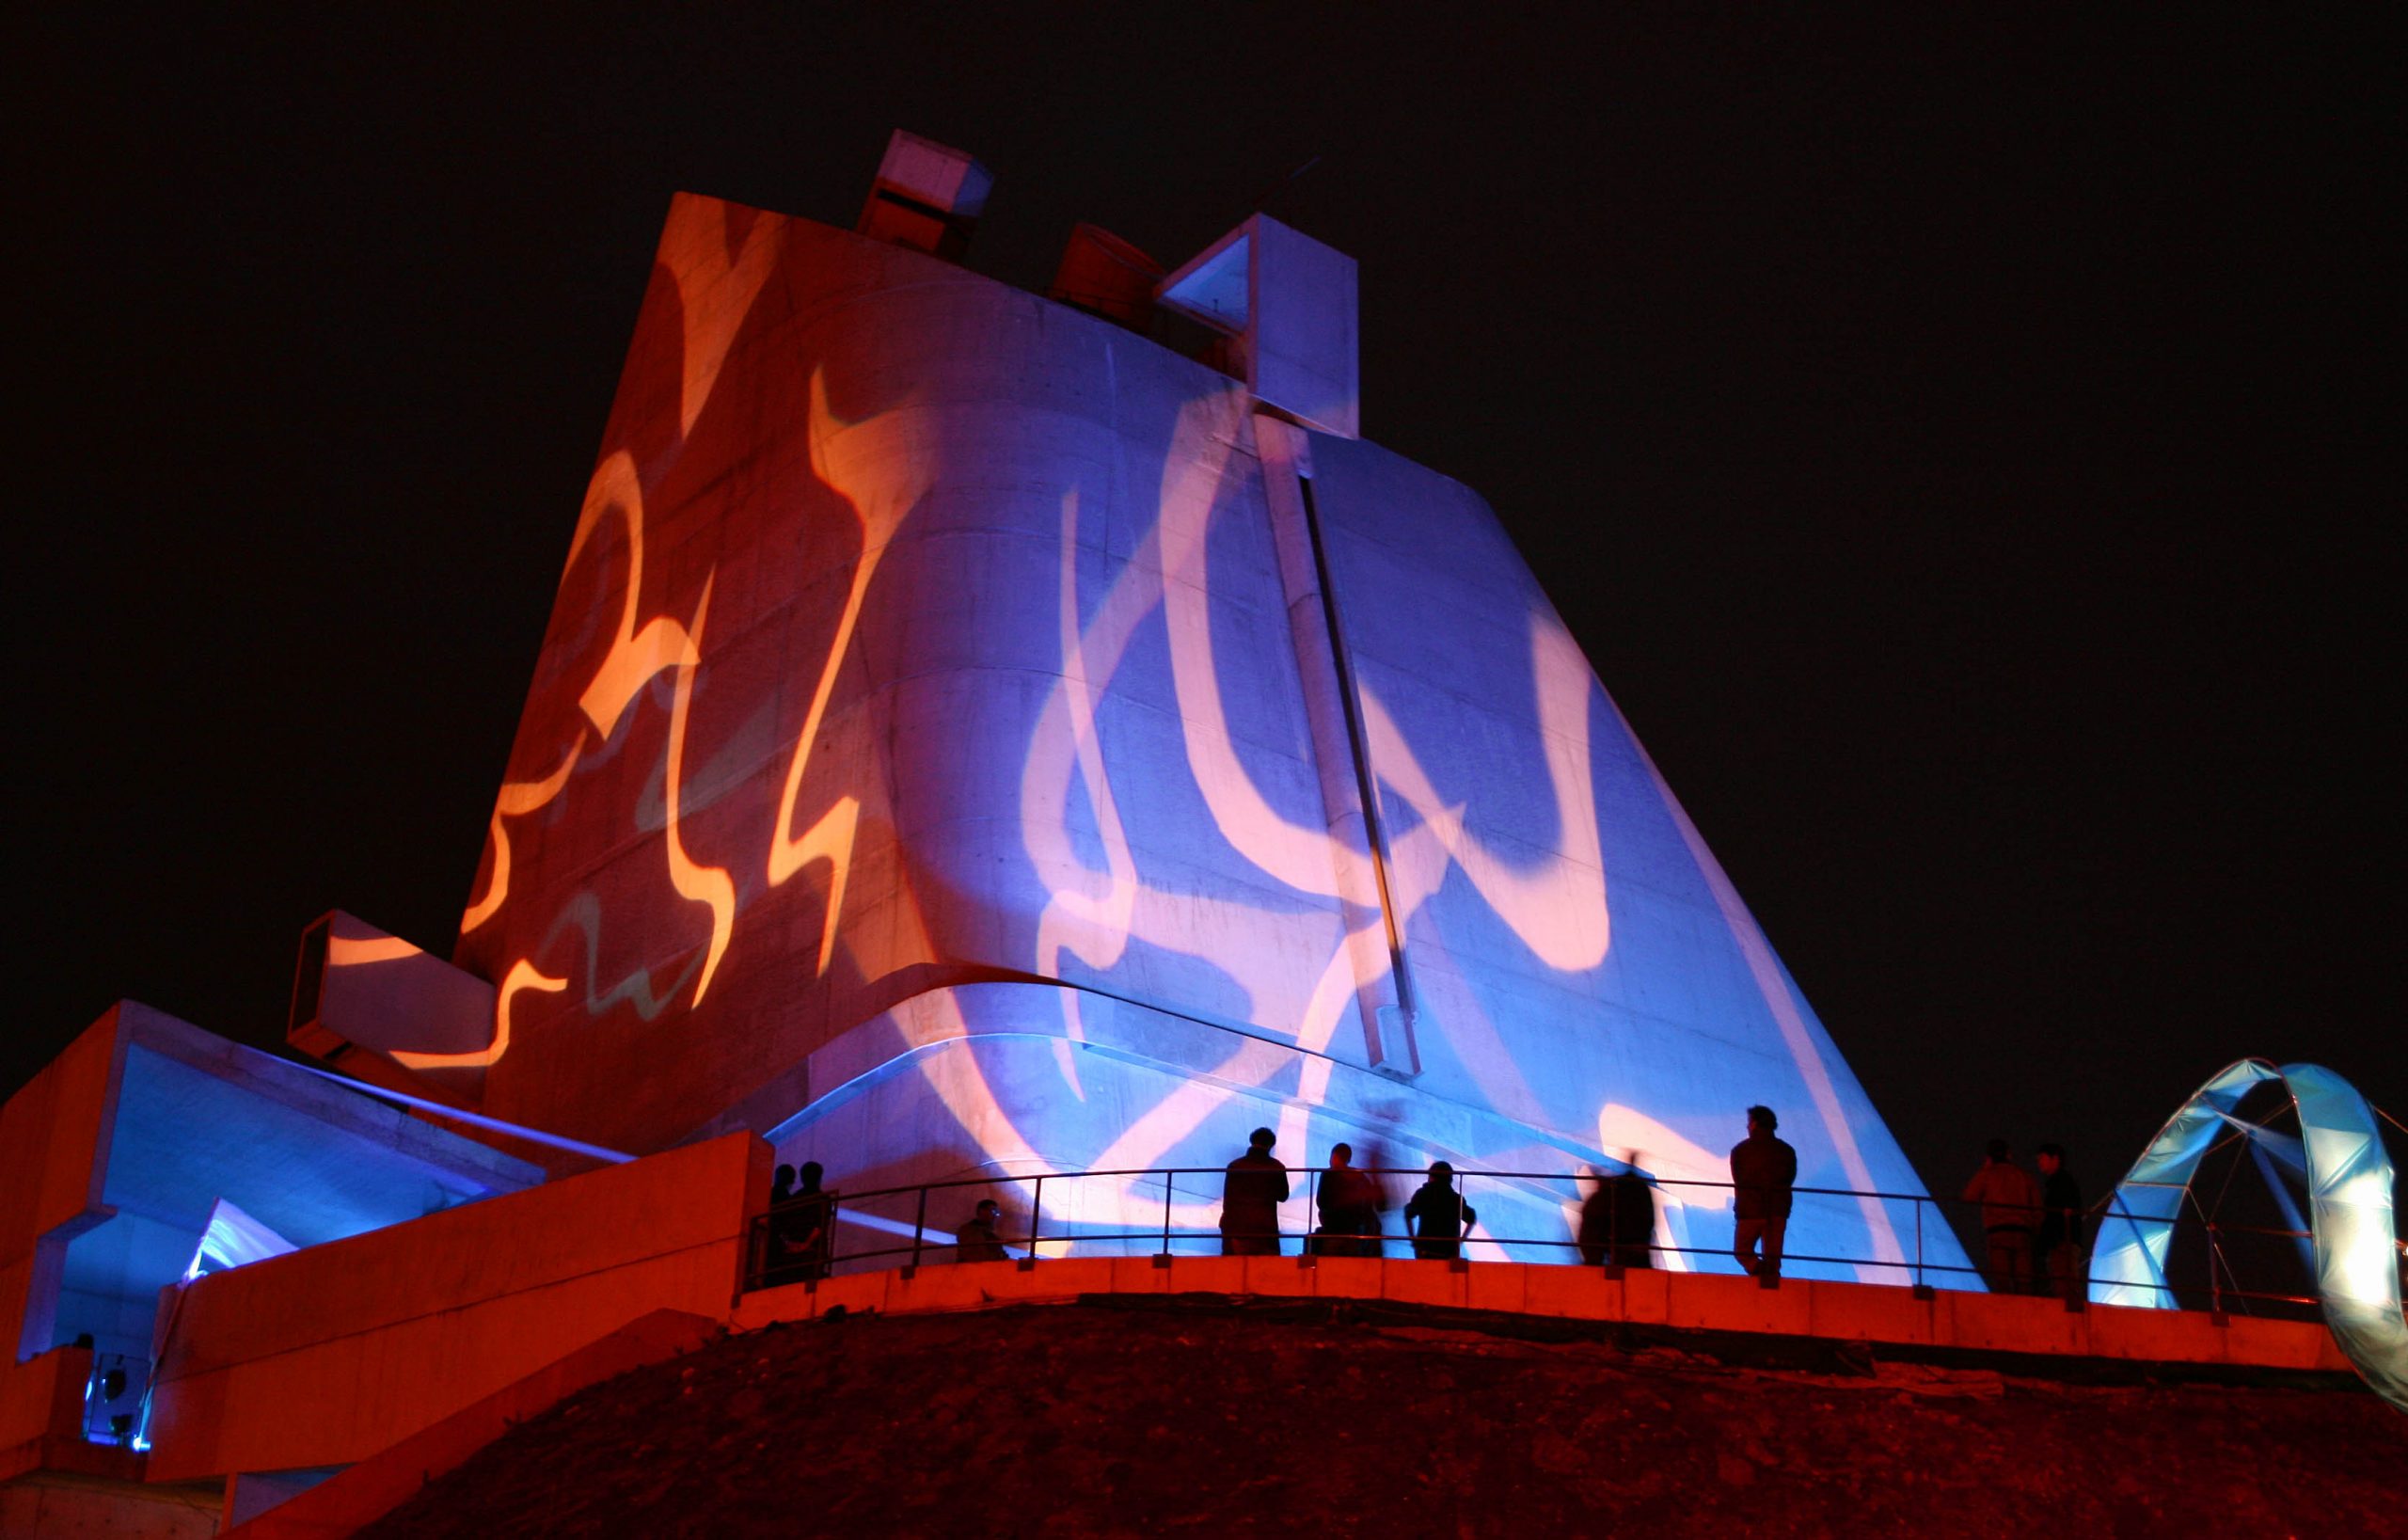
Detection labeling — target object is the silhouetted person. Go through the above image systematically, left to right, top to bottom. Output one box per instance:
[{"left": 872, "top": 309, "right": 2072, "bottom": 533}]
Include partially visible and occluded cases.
[
  {"left": 1730, "top": 1106, "right": 1797, "bottom": 1280},
  {"left": 1221, "top": 1127, "right": 1291, "bottom": 1256},
  {"left": 1963, "top": 1139, "right": 2043, "bottom": 1294},
  {"left": 1316, "top": 1142, "right": 1382, "bottom": 1257},
  {"left": 2035, "top": 1143, "right": 2084, "bottom": 1299},
  {"left": 1606, "top": 1152, "right": 1658, "bottom": 1269},
  {"left": 784, "top": 1160, "right": 836, "bottom": 1280},
  {"left": 1405, "top": 1161, "right": 1478, "bottom": 1261},
  {"left": 763, "top": 1163, "right": 806, "bottom": 1284},
  {"left": 1577, "top": 1167, "right": 1617, "bottom": 1266},
  {"left": 955, "top": 1198, "right": 1010, "bottom": 1263}
]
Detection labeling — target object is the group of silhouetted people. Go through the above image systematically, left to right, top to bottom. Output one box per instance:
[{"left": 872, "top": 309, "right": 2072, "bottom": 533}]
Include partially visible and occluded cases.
[
  {"left": 761, "top": 1106, "right": 2090, "bottom": 1292},
  {"left": 1217, "top": 1112, "right": 1783, "bottom": 1272},
  {"left": 1218, "top": 1127, "right": 1490, "bottom": 1261},
  {"left": 1962, "top": 1138, "right": 2086, "bottom": 1296},
  {"left": 766, "top": 1161, "right": 1017, "bottom": 1278}
]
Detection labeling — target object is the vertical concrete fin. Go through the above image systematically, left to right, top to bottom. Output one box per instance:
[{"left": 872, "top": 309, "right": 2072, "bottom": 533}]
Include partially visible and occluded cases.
[{"left": 1258, "top": 415, "right": 1417, "bottom": 1075}]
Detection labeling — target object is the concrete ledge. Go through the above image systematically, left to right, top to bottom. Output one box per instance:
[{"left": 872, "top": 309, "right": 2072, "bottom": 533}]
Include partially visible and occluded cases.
[
  {"left": 218, "top": 1255, "right": 2353, "bottom": 1535},
  {"left": 732, "top": 1257, "right": 2353, "bottom": 1375},
  {"left": 220, "top": 1309, "right": 721, "bottom": 1540}
]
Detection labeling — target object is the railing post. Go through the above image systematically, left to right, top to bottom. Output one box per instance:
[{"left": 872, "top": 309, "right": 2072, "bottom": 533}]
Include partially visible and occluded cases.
[
  {"left": 1302, "top": 1167, "right": 1319, "bottom": 1266},
  {"left": 1450, "top": 1169, "right": 1470, "bottom": 1273},
  {"left": 1159, "top": 1170, "right": 1174, "bottom": 1263},
  {"left": 1607, "top": 1172, "right": 1618, "bottom": 1270},
  {"left": 1022, "top": 1174, "right": 1044, "bottom": 1270},
  {"left": 910, "top": 1185, "right": 928, "bottom": 1273},
  {"left": 1914, "top": 1200, "right": 1930, "bottom": 1297},
  {"left": 2209, "top": 1221, "right": 2224, "bottom": 1322}
]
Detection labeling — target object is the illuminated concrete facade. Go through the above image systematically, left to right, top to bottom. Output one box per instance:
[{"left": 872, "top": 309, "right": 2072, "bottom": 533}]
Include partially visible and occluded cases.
[{"left": 302, "top": 136, "right": 1964, "bottom": 1282}]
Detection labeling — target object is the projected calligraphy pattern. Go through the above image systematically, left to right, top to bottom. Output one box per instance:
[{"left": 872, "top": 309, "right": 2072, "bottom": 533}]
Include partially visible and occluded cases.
[{"left": 436, "top": 193, "right": 1956, "bottom": 1279}]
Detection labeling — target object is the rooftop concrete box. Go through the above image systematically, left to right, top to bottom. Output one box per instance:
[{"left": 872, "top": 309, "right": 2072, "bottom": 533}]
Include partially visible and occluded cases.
[
  {"left": 1158, "top": 214, "right": 1361, "bottom": 439},
  {"left": 287, "top": 910, "right": 494, "bottom": 1067}
]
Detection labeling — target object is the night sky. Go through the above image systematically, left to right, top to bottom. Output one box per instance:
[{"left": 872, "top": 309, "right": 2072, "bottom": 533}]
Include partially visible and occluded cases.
[{"left": 12, "top": 8, "right": 2396, "bottom": 1210}]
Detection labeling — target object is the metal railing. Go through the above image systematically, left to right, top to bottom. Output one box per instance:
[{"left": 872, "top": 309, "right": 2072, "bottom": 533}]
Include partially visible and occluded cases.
[{"left": 745, "top": 1165, "right": 2378, "bottom": 1314}]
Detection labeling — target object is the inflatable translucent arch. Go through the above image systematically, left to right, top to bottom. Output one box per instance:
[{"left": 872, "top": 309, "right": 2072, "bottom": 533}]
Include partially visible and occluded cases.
[{"left": 2092, "top": 1058, "right": 2405, "bottom": 1409}]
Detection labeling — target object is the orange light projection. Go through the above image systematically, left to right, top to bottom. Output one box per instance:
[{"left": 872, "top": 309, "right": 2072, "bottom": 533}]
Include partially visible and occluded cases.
[{"left": 432, "top": 177, "right": 1950, "bottom": 1282}]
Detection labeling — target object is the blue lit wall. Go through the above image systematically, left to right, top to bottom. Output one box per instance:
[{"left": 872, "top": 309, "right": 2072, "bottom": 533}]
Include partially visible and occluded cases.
[{"left": 408, "top": 191, "right": 1964, "bottom": 1281}]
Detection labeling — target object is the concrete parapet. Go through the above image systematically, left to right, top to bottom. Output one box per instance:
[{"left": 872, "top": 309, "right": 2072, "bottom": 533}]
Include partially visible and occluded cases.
[
  {"left": 196, "top": 1248, "right": 2353, "bottom": 1529},
  {"left": 728, "top": 1256, "right": 2353, "bottom": 1378}
]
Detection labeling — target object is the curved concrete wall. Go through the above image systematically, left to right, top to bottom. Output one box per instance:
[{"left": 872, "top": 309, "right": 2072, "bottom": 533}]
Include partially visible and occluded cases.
[{"left": 421, "top": 191, "right": 1963, "bottom": 1281}]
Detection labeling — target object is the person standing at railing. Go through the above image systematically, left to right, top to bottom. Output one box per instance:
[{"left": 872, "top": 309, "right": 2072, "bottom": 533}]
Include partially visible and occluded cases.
[
  {"left": 1730, "top": 1106, "right": 1797, "bottom": 1281},
  {"left": 1221, "top": 1127, "right": 1291, "bottom": 1256},
  {"left": 1962, "top": 1140, "right": 2043, "bottom": 1294},
  {"left": 1316, "top": 1142, "right": 1383, "bottom": 1258},
  {"left": 2034, "top": 1144, "right": 2084, "bottom": 1299},
  {"left": 1612, "top": 1157, "right": 1656, "bottom": 1269},
  {"left": 781, "top": 1160, "right": 837, "bottom": 1281},
  {"left": 1404, "top": 1161, "right": 1478, "bottom": 1261},
  {"left": 762, "top": 1164, "right": 807, "bottom": 1285},
  {"left": 1577, "top": 1167, "right": 1617, "bottom": 1266},
  {"left": 955, "top": 1198, "right": 1011, "bottom": 1263}
]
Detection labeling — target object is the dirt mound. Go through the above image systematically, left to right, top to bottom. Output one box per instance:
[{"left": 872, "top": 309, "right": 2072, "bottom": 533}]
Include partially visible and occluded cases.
[{"left": 363, "top": 1298, "right": 2401, "bottom": 1538}]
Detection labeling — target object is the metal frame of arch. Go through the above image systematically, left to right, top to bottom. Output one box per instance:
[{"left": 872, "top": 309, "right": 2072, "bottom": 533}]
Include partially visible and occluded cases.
[{"left": 2092, "top": 1057, "right": 2405, "bottom": 1410}]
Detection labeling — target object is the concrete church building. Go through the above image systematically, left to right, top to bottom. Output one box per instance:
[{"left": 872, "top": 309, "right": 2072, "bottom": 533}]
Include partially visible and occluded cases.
[
  {"left": 347, "top": 129, "right": 1946, "bottom": 1266},
  {"left": 5, "top": 135, "right": 2028, "bottom": 1532}
]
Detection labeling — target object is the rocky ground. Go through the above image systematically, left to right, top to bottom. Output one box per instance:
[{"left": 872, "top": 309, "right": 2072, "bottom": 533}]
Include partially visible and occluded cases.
[{"left": 363, "top": 1297, "right": 2402, "bottom": 1538}]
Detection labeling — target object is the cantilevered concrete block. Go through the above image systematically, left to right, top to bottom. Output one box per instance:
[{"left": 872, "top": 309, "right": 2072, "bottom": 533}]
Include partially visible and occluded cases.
[
  {"left": 855, "top": 130, "right": 992, "bottom": 261},
  {"left": 1158, "top": 214, "right": 1359, "bottom": 437},
  {"left": 1048, "top": 222, "right": 1164, "bottom": 329},
  {"left": 288, "top": 911, "right": 494, "bottom": 1065}
]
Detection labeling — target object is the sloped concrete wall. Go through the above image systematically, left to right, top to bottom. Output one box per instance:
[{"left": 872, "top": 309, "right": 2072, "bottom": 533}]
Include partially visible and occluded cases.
[{"left": 428, "top": 187, "right": 1962, "bottom": 1283}]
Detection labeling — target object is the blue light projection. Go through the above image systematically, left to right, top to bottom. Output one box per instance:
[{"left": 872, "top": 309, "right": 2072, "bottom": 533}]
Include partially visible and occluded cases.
[{"left": 354, "top": 157, "right": 1968, "bottom": 1282}]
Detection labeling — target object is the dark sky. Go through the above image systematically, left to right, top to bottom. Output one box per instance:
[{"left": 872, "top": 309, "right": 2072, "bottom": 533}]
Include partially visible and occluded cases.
[{"left": 11, "top": 8, "right": 2397, "bottom": 1210}]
